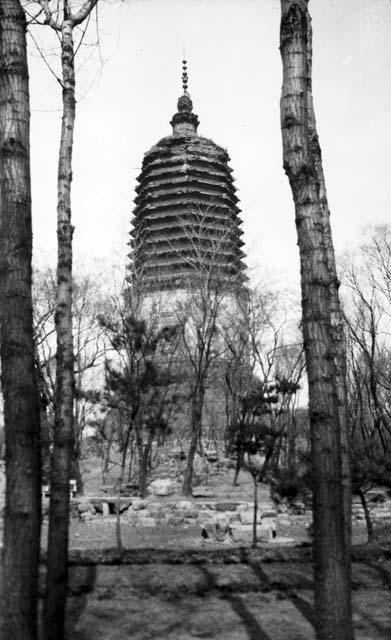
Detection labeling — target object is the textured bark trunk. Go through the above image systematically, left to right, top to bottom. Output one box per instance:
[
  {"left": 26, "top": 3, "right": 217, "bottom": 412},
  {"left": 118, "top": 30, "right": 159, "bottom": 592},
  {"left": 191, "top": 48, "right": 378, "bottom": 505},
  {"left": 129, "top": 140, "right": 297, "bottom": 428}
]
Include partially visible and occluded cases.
[
  {"left": 280, "top": 2, "right": 353, "bottom": 639},
  {"left": 0, "top": 3, "right": 41, "bottom": 639},
  {"left": 44, "top": 19, "right": 76, "bottom": 640},
  {"left": 304, "top": 21, "right": 352, "bottom": 558},
  {"left": 35, "top": 352, "right": 51, "bottom": 479},
  {"left": 182, "top": 388, "right": 204, "bottom": 496},
  {"left": 139, "top": 429, "right": 155, "bottom": 498},
  {"left": 233, "top": 443, "right": 243, "bottom": 487},
  {"left": 252, "top": 475, "right": 258, "bottom": 548},
  {"left": 358, "top": 489, "right": 374, "bottom": 544}
]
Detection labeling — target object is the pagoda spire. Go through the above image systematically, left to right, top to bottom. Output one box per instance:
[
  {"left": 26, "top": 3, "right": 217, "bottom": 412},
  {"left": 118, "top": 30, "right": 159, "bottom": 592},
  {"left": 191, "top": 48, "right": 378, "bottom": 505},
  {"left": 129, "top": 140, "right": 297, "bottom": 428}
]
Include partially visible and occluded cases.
[
  {"left": 182, "top": 57, "right": 188, "bottom": 93},
  {"left": 170, "top": 58, "right": 199, "bottom": 136}
]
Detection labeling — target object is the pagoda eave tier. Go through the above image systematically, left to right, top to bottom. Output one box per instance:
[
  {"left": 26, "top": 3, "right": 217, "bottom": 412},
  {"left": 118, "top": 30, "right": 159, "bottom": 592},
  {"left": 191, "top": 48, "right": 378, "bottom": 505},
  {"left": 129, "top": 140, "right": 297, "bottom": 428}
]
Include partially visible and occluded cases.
[{"left": 130, "top": 128, "right": 247, "bottom": 289}]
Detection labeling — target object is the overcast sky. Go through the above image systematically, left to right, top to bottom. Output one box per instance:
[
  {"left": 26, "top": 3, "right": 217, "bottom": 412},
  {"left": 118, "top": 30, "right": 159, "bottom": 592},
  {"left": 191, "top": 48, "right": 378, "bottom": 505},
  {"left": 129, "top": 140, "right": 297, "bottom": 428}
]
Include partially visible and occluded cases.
[{"left": 28, "top": 0, "right": 391, "bottom": 291}]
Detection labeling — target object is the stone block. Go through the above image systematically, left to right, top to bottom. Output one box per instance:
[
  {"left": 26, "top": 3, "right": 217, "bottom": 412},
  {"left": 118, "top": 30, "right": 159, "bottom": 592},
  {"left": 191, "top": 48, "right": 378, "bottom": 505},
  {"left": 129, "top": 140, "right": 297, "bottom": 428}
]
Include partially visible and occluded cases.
[
  {"left": 150, "top": 478, "right": 176, "bottom": 496},
  {"left": 192, "top": 487, "right": 215, "bottom": 499},
  {"left": 131, "top": 498, "right": 146, "bottom": 511},
  {"left": 175, "top": 500, "right": 198, "bottom": 518},
  {"left": 78, "top": 501, "right": 91, "bottom": 514},
  {"left": 102, "top": 502, "right": 110, "bottom": 517},
  {"left": 147, "top": 502, "right": 165, "bottom": 516},
  {"left": 215, "top": 502, "right": 239, "bottom": 512},
  {"left": 236, "top": 503, "right": 251, "bottom": 513},
  {"left": 197, "top": 510, "right": 216, "bottom": 525},
  {"left": 239, "top": 510, "right": 263, "bottom": 525},
  {"left": 262, "top": 510, "right": 277, "bottom": 518},
  {"left": 166, "top": 515, "right": 184, "bottom": 527},
  {"left": 138, "top": 517, "right": 156, "bottom": 527},
  {"left": 184, "top": 517, "right": 197, "bottom": 527},
  {"left": 277, "top": 517, "right": 292, "bottom": 527},
  {"left": 230, "top": 522, "right": 275, "bottom": 543},
  {"left": 257, "top": 523, "right": 276, "bottom": 540},
  {"left": 230, "top": 524, "right": 253, "bottom": 544},
  {"left": 269, "top": 536, "right": 295, "bottom": 545}
]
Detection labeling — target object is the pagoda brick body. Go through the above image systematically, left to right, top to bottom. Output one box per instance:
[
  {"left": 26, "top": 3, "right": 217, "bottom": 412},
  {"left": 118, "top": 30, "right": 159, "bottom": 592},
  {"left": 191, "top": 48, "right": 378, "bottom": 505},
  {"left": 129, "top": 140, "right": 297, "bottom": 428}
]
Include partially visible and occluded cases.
[{"left": 129, "top": 91, "right": 246, "bottom": 292}]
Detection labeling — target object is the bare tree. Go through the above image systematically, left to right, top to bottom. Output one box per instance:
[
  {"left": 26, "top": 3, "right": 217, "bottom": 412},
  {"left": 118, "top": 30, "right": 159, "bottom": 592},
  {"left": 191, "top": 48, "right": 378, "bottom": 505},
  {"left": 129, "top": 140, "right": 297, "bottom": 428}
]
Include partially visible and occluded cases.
[
  {"left": 0, "top": 2, "right": 41, "bottom": 638},
  {"left": 25, "top": 2, "right": 99, "bottom": 637},
  {"left": 280, "top": 2, "right": 353, "bottom": 638},
  {"left": 171, "top": 212, "right": 244, "bottom": 495},
  {"left": 343, "top": 226, "right": 391, "bottom": 452},
  {"left": 342, "top": 227, "right": 391, "bottom": 542},
  {"left": 33, "top": 267, "right": 106, "bottom": 491},
  {"left": 99, "top": 284, "right": 180, "bottom": 551}
]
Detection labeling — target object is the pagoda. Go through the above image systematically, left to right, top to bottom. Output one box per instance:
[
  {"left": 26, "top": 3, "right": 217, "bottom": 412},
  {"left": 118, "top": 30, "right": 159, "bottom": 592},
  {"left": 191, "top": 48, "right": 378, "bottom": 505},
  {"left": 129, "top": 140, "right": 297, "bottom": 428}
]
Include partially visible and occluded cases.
[{"left": 129, "top": 61, "right": 246, "bottom": 292}]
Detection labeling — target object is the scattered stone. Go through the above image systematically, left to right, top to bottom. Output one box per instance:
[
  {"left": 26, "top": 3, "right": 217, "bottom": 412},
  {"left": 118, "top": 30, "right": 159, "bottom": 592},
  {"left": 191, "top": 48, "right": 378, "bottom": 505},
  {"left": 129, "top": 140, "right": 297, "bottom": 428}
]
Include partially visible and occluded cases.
[
  {"left": 204, "top": 450, "right": 219, "bottom": 463},
  {"left": 193, "top": 455, "right": 210, "bottom": 477},
  {"left": 149, "top": 478, "right": 176, "bottom": 496},
  {"left": 192, "top": 487, "right": 215, "bottom": 499},
  {"left": 131, "top": 498, "right": 146, "bottom": 511},
  {"left": 175, "top": 500, "right": 198, "bottom": 518},
  {"left": 78, "top": 502, "right": 90, "bottom": 514},
  {"left": 147, "top": 502, "right": 165, "bottom": 517},
  {"left": 215, "top": 502, "right": 239, "bottom": 512},
  {"left": 236, "top": 503, "right": 250, "bottom": 513},
  {"left": 197, "top": 510, "right": 216, "bottom": 525},
  {"left": 239, "top": 510, "right": 263, "bottom": 525},
  {"left": 262, "top": 510, "right": 277, "bottom": 518},
  {"left": 228, "top": 511, "right": 240, "bottom": 523},
  {"left": 80, "top": 512, "right": 95, "bottom": 522},
  {"left": 214, "top": 513, "right": 230, "bottom": 541},
  {"left": 166, "top": 515, "right": 184, "bottom": 527},
  {"left": 137, "top": 517, "right": 156, "bottom": 527},
  {"left": 277, "top": 517, "right": 292, "bottom": 527},
  {"left": 184, "top": 518, "right": 197, "bottom": 527},
  {"left": 230, "top": 522, "right": 276, "bottom": 543},
  {"left": 257, "top": 523, "right": 276, "bottom": 540},
  {"left": 229, "top": 525, "right": 253, "bottom": 544},
  {"left": 269, "top": 536, "right": 295, "bottom": 545}
]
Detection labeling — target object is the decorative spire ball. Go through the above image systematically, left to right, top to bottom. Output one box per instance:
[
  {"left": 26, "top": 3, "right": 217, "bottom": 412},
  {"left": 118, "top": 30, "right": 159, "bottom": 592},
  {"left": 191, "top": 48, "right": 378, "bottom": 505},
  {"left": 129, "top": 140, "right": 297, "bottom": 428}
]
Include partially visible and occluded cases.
[
  {"left": 170, "top": 57, "right": 199, "bottom": 133},
  {"left": 182, "top": 59, "right": 188, "bottom": 94}
]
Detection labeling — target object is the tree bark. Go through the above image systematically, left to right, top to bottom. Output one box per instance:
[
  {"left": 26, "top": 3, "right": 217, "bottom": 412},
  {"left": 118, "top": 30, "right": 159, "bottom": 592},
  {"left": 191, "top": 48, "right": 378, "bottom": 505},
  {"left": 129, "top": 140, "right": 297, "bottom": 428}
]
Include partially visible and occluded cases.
[
  {"left": 0, "top": 2, "right": 41, "bottom": 638},
  {"left": 280, "top": 2, "right": 353, "bottom": 639},
  {"left": 304, "top": 17, "right": 352, "bottom": 556},
  {"left": 44, "top": 19, "right": 76, "bottom": 640},
  {"left": 252, "top": 474, "right": 258, "bottom": 548},
  {"left": 358, "top": 489, "right": 374, "bottom": 544}
]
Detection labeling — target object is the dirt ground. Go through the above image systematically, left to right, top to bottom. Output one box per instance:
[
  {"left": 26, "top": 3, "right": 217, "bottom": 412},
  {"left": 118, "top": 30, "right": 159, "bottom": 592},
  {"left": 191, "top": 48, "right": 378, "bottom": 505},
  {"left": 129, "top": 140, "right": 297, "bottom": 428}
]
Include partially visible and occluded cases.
[
  {"left": 2, "top": 458, "right": 391, "bottom": 638},
  {"left": 59, "top": 458, "right": 390, "bottom": 640},
  {"left": 64, "top": 555, "right": 391, "bottom": 640}
]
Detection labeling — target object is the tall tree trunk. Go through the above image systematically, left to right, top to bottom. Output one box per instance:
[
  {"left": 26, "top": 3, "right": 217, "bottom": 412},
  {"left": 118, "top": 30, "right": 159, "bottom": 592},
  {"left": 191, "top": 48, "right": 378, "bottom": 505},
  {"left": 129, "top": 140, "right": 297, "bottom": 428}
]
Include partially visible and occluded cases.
[
  {"left": 0, "top": 2, "right": 41, "bottom": 639},
  {"left": 280, "top": 2, "right": 353, "bottom": 639},
  {"left": 304, "top": 16, "right": 352, "bottom": 557},
  {"left": 44, "top": 19, "right": 76, "bottom": 640},
  {"left": 182, "top": 387, "right": 204, "bottom": 496},
  {"left": 139, "top": 428, "right": 155, "bottom": 498},
  {"left": 252, "top": 474, "right": 258, "bottom": 548},
  {"left": 358, "top": 489, "right": 374, "bottom": 544}
]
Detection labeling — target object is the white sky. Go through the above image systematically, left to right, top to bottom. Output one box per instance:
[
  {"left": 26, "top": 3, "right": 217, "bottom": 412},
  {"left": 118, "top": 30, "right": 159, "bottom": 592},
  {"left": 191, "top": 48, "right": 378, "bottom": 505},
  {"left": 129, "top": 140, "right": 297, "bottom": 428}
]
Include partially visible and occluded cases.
[{"left": 28, "top": 0, "right": 391, "bottom": 291}]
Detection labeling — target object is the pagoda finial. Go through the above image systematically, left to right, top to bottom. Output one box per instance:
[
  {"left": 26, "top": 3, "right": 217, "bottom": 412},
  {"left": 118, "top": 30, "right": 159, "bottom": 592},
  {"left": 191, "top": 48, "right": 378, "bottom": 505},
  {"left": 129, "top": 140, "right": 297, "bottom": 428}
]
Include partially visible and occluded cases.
[
  {"left": 170, "top": 55, "right": 199, "bottom": 135},
  {"left": 182, "top": 56, "right": 188, "bottom": 94}
]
